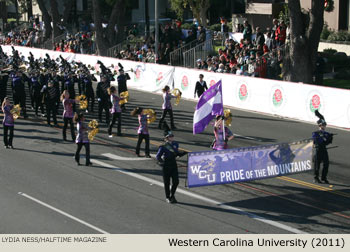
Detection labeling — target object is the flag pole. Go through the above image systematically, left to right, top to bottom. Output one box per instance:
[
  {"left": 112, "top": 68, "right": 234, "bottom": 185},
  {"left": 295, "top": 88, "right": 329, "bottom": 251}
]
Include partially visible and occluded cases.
[{"left": 222, "top": 117, "right": 225, "bottom": 142}]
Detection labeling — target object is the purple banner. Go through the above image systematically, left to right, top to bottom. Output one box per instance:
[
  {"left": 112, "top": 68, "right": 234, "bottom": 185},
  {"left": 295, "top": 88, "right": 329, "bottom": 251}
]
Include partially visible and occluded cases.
[{"left": 187, "top": 140, "right": 313, "bottom": 188}]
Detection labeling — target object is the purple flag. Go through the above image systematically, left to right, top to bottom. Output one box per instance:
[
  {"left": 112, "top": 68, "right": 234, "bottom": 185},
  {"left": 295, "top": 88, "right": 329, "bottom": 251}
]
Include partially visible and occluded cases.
[{"left": 193, "top": 80, "right": 223, "bottom": 134}]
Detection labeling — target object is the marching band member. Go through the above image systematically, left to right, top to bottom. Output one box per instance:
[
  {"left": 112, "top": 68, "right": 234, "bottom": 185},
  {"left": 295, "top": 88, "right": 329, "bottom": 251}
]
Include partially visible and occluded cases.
[
  {"left": 0, "top": 66, "right": 9, "bottom": 104},
  {"left": 117, "top": 68, "right": 130, "bottom": 112},
  {"left": 10, "top": 69, "right": 28, "bottom": 118},
  {"left": 29, "top": 70, "right": 45, "bottom": 117},
  {"left": 81, "top": 70, "right": 96, "bottom": 112},
  {"left": 63, "top": 72, "right": 77, "bottom": 112},
  {"left": 96, "top": 74, "right": 110, "bottom": 124},
  {"left": 194, "top": 74, "right": 208, "bottom": 98},
  {"left": 41, "top": 79, "right": 59, "bottom": 126},
  {"left": 158, "top": 85, "right": 178, "bottom": 130},
  {"left": 108, "top": 86, "right": 122, "bottom": 137},
  {"left": 61, "top": 90, "right": 76, "bottom": 141},
  {"left": 2, "top": 97, "right": 15, "bottom": 149},
  {"left": 131, "top": 107, "right": 150, "bottom": 157},
  {"left": 74, "top": 112, "right": 92, "bottom": 166},
  {"left": 312, "top": 113, "right": 333, "bottom": 184},
  {"left": 212, "top": 115, "right": 234, "bottom": 150},
  {"left": 156, "top": 122, "right": 187, "bottom": 203}
]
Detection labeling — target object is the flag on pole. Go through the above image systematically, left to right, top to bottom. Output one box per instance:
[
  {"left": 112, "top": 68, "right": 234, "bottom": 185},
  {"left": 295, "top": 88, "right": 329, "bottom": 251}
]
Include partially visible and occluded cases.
[{"left": 193, "top": 80, "right": 223, "bottom": 134}]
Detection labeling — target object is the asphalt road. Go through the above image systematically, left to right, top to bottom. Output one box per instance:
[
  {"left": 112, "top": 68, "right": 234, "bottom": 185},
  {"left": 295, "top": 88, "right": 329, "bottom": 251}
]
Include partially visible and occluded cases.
[{"left": 0, "top": 85, "right": 349, "bottom": 234}]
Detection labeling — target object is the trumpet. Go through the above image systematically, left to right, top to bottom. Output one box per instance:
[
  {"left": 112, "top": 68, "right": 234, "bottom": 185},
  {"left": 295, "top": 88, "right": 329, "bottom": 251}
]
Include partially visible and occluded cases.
[
  {"left": 171, "top": 88, "right": 181, "bottom": 106},
  {"left": 119, "top": 91, "right": 129, "bottom": 105},
  {"left": 76, "top": 95, "right": 88, "bottom": 110},
  {"left": 10, "top": 104, "right": 21, "bottom": 120},
  {"left": 143, "top": 109, "right": 156, "bottom": 124},
  {"left": 224, "top": 109, "right": 233, "bottom": 127},
  {"left": 88, "top": 119, "right": 99, "bottom": 141}
]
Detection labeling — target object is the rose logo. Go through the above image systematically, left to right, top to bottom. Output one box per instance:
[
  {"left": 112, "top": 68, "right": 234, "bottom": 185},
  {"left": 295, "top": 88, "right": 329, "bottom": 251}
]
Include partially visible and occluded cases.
[
  {"left": 134, "top": 67, "right": 141, "bottom": 81},
  {"left": 156, "top": 72, "right": 163, "bottom": 86},
  {"left": 181, "top": 76, "right": 189, "bottom": 90},
  {"left": 210, "top": 80, "right": 216, "bottom": 87},
  {"left": 239, "top": 84, "right": 248, "bottom": 101},
  {"left": 273, "top": 89, "right": 283, "bottom": 107},
  {"left": 310, "top": 94, "right": 321, "bottom": 112}
]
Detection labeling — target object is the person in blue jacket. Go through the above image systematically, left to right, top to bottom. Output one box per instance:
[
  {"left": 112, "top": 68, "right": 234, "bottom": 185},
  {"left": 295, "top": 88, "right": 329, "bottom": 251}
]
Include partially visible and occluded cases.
[{"left": 156, "top": 122, "right": 187, "bottom": 203}]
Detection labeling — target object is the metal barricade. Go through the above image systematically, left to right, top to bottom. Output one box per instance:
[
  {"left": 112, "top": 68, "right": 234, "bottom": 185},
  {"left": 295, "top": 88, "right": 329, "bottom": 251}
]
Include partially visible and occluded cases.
[
  {"left": 169, "top": 39, "right": 198, "bottom": 66},
  {"left": 183, "top": 39, "right": 213, "bottom": 68},
  {"left": 107, "top": 42, "right": 125, "bottom": 57}
]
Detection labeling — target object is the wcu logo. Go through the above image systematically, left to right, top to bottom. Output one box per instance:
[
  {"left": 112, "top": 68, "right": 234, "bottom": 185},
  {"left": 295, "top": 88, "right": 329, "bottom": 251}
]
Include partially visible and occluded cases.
[{"left": 190, "top": 164, "right": 216, "bottom": 183}]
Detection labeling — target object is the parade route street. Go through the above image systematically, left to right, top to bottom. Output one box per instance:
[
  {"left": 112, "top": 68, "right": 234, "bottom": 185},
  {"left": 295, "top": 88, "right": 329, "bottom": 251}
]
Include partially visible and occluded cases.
[{"left": 0, "top": 88, "right": 350, "bottom": 234}]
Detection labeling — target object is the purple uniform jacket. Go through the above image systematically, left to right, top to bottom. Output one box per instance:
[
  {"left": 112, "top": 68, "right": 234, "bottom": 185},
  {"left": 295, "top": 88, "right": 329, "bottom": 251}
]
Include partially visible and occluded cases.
[
  {"left": 162, "top": 92, "right": 175, "bottom": 110},
  {"left": 110, "top": 94, "right": 121, "bottom": 114},
  {"left": 62, "top": 99, "right": 75, "bottom": 118},
  {"left": 2, "top": 105, "right": 14, "bottom": 126},
  {"left": 138, "top": 114, "right": 149, "bottom": 134},
  {"left": 76, "top": 121, "right": 89, "bottom": 143},
  {"left": 213, "top": 127, "right": 233, "bottom": 150}
]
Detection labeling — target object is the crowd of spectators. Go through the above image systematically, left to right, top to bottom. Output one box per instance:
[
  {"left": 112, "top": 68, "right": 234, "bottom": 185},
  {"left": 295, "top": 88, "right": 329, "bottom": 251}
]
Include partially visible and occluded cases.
[
  {"left": 0, "top": 16, "right": 291, "bottom": 80},
  {"left": 196, "top": 19, "right": 289, "bottom": 80}
]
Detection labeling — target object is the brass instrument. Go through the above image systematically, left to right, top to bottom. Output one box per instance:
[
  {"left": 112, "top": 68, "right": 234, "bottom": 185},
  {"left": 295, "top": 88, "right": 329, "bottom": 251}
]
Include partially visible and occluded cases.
[
  {"left": 124, "top": 68, "right": 134, "bottom": 73},
  {"left": 171, "top": 88, "right": 181, "bottom": 106},
  {"left": 119, "top": 91, "right": 129, "bottom": 105},
  {"left": 76, "top": 95, "right": 88, "bottom": 110},
  {"left": 10, "top": 104, "right": 21, "bottom": 120},
  {"left": 143, "top": 109, "right": 156, "bottom": 124},
  {"left": 224, "top": 109, "right": 233, "bottom": 127},
  {"left": 88, "top": 120, "right": 99, "bottom": 141}
]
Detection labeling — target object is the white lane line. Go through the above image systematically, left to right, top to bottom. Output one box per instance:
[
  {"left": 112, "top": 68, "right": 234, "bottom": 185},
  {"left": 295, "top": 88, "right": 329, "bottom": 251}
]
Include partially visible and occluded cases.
[
  {"left": 234, "top": 133, "right": 261, "bottom": 141},
  {"left": 102, "top": 153, "right": 156, "bottom": 161},
  {"left": 91, "top": 158, "right": 307, "bottom": 234},
  {"left": 18, "top": 192, "right": 109, "bottom": 234}
]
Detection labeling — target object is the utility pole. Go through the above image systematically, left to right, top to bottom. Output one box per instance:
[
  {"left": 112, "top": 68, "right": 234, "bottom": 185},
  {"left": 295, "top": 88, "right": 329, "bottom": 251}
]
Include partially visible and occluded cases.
[
  {"left": 145, "top": 0, "right": 150, "bottom": 37},
  {"left": 155, "top": 0, "right": 159, "bottom": 63}
]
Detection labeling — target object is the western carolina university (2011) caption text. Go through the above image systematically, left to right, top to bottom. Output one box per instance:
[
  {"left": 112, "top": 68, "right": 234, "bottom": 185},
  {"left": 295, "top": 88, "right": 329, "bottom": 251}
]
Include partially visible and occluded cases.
[{"left": 168, "top": 238, "right": 308, "bottom": 248}]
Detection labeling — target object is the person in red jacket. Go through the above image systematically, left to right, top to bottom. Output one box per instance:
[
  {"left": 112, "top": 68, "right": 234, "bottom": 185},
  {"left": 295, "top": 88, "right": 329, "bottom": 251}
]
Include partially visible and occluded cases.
[{"left": 275, "top": 20, "right": 286, "bottom": 47}]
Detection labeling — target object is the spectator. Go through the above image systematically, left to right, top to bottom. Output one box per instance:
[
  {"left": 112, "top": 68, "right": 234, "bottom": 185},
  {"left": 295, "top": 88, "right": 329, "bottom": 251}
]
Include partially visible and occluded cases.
[
  {"left": 243, "top": 20, "right": 252, "bottom": 41},
  {"left": 255, "top": 27, "right": 265, "bottom": 47}
]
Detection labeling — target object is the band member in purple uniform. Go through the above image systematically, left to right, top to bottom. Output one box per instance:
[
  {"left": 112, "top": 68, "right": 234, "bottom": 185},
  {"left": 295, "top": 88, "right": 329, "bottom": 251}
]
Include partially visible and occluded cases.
[
  {"left": 158, "top": 85, "right": 178, "bottom": 130},
  {"left": 108, "top": 86, "right": 123, "bottom": 137},
  {"left": 61, "top": 90, "right": 76, "bottom": 141},
  {"left": 2, "top": 97, "right": 15, "bottom": 148},
  {"left": 131, "top": 107, "right": 151, "bottom": 157},
  {"left": 74, "top": 112, "right": 92, "bottom": 166},
  {"left": 212, "top": 115, "right": 234, "bottom": 150}
]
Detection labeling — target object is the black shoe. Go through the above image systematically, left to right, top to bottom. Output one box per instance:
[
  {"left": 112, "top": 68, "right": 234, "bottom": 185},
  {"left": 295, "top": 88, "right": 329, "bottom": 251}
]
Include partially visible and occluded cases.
[
  {"left": 9, "top": 145, "right": 14, "bottom": 149},
  {"left": 136, "top": 153, "right": 141, "bottom": 157},
  {"left": 145, "top": 155, "right": 152, "bottom": 158},
  {"left": 86, "top": 162, "right": 93, "bottom": 166},
  {"left": 314, "top": 177, "right": 322, "bottom": 183},
  {"left": 322, "top": 179, "right": 329, "bottom": 184},
  {"left": 170, "top": 196, "right": 177, "bottom": 204}
]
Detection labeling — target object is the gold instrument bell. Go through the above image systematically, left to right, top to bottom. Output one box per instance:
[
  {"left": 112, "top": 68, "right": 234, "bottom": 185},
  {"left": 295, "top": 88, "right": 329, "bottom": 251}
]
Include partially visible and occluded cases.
[
  {"left": 171, "top": 88, "right": 181, "bottom": 106},
  {"left": 119, "top": 91, "right": 129, "bottom": 105},
  {"left": 76, "top": 95, "right": 88, "bottom": 110},
  {"left": 10, "top": 104, "right": 21, "bottom": 120},
  {"left": 143, "top": 109, "right": 156, "bottom": 124},
  {"left": 224, "top": 109, "right": 233, "bottom": 126},
  {"left": 88, "top": 120, "right": 99, "bottom": 141}
]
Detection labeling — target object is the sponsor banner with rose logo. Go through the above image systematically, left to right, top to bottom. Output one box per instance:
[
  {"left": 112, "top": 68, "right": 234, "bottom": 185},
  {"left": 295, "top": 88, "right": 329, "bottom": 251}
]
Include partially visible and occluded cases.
[{"left": 5, "top": 45, "right": 350, "bottom": 128}]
